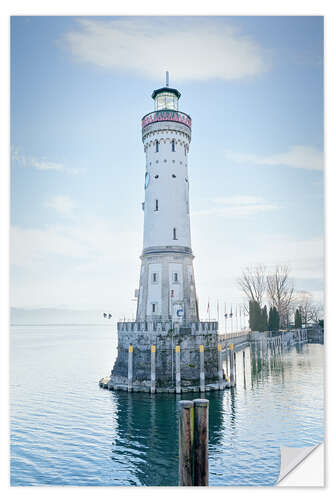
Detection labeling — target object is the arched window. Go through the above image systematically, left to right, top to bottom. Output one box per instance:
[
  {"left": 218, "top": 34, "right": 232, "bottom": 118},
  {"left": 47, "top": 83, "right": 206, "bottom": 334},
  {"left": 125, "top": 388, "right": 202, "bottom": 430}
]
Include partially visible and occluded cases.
[
  {"left": 171, "top": 139, "right": 175, "bottom": 152},
  {"left": 156, "top": 141, "right": 159, "bottom": 153},
  {"left": 173, "top": 228, "right": 177, "bottom": 240}
]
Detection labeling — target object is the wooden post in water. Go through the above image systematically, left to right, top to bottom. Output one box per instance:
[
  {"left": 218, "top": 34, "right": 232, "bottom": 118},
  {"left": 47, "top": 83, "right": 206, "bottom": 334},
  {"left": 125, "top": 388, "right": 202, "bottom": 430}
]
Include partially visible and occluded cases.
[
  {"left": 217, "top": 343, "right": 223, "bottom": 389},
  {"left": 128, "top": 344, "right": 133, "bottom": 392},
  {"left": 229, "top": 344, "right": 235, "bottom": 386},
  {"left": 151, "top": 345, "right": 156, "bottom": 394},
  {"left": 176, "top": 345, "right": 181, "bottom": 394},
  {"left": 200, "top": 345, "right": 205, "bottom": 392},
  {"left": 226, "top": 346, "right": 229, "bottom": 379},
  {"left": 242, "top": 349, "right": 246, "bottom": 386},
  {"left": 233, "top": 351, "right": 237, "bottom": 384},
  {"left": 193, "top": 399, "right": 209, "bottom": 486},
  {"left": 178, "top": 400, "right": 194, "bottom": 486}
]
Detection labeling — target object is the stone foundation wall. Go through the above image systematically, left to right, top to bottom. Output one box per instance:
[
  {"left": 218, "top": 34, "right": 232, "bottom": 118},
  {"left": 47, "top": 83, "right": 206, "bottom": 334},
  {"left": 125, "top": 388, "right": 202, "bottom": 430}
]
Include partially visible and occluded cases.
[{"left": 110, "top": 320, "right": 221, "bottom": 388}]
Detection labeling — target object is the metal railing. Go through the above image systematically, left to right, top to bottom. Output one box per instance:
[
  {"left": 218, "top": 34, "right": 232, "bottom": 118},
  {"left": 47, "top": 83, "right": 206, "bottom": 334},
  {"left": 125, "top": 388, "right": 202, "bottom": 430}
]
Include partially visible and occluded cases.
[{"left": 219, "top": 330, "right": 250, "bottom": 341}]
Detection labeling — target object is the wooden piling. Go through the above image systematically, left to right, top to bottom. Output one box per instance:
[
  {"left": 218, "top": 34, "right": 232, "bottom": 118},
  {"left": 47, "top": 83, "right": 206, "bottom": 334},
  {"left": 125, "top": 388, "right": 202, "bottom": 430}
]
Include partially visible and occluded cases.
[
  {"left": 217, "top": 343, "right": 223, "bottom": 389},
  {"left": 128, "top": 344, "right": 133, "bottom": 392},
  {"left": 229, "top": 344, "right": 235, "bottom": 386},
  {"left": 151, "top": 345, "right": 156, "bottom": 394},
  {"left": 176, "top": 345, "right": 181, "bottom": 394},
  {"left": 200, "top": 345, "right": 205, "bottom": 392},
  {"left": 226, "top": 346, "right": 229, "bottom": 378},
  {"left": 233, "top": 351, "right": 237, "bottom": 384},
  {"left": 193, "top": 399, "right": 209, "bottom": 486},
  {"left": 178, "top": 400, "right": 194, "bottom": 486}
]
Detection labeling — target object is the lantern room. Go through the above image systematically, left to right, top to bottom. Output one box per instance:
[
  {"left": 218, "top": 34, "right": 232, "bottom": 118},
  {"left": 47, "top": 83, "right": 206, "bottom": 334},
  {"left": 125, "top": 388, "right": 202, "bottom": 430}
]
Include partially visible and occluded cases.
[{"left": 152, "top": 87, "right": 181, "bottom": 111}]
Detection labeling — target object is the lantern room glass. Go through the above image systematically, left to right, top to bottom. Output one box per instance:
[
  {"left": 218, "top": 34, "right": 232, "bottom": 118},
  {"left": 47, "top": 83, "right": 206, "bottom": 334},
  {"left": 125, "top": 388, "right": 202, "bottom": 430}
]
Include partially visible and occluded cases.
[{"left": 155, "top": 92, "right": 178, "bottom": 111}]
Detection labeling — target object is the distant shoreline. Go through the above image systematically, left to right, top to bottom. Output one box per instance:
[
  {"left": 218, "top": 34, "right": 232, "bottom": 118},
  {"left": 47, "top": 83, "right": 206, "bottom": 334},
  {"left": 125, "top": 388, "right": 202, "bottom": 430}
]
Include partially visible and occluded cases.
[{"left": 10, "top": 323, "right": 116, "bottom": 327}]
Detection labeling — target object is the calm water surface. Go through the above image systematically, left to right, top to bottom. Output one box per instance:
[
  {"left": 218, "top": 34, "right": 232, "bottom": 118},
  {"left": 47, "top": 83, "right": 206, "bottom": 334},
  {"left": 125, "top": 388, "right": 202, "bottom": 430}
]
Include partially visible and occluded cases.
[{"left": 10, "top": 325, "right": 324, "bottom": 486}]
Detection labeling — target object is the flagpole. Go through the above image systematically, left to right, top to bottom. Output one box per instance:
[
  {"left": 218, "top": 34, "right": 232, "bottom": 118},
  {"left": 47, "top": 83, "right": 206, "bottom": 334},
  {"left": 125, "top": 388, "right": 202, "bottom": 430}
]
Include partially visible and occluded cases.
[{"left": 224, "top": 303, "right": 227, "bottom": 335}]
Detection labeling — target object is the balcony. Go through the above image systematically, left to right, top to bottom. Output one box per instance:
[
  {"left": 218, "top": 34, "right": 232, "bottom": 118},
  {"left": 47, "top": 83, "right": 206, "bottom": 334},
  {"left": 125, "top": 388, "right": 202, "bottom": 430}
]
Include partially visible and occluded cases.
[{"left": 141, "top": 110, "right": 192, "bottom": 130}]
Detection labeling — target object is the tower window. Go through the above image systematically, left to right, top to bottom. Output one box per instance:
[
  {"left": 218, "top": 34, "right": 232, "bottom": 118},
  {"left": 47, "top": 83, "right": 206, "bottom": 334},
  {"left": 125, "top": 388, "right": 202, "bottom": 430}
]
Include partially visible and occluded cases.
[
  {"left": 172, "top": 140, "right": 175, "bottom": 152},
  {"left": 156, "top": 141, "right": 159, "bottom": 153},
  {"left": 155, "top": 174, "right": 159, "bottom": 179},
  {"left": 172, "top": 174, "right": 176, "bottom": 178},
  {"left": 154, "top": 199, "right": 159, "bottom": 211},
  {"left": 173, "top": 228, "right": 177, "bottom": 240},
  {"left": 152, "top": 272, "right": 158, "bottom": 283},
  {"left": 173, "top": 272, "right": 178, "bottom": 282},
  {"left": 152, "top": 303, "right": 157, "bottom": 313}
]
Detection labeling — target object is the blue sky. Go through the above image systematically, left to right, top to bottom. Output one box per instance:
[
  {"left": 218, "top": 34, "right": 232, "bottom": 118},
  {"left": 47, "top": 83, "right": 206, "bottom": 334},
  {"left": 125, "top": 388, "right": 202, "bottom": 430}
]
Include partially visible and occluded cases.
[{"left": 10, "top": 16, "right": 324, "bottom": 319}]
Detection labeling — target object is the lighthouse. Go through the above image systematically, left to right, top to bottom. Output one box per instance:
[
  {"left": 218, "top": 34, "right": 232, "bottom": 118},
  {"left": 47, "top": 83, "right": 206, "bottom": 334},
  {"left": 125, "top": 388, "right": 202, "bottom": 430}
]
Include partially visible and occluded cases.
[
  {"left": 136, "top": 73, "right": 198, "bottom": 325},
  {"left": 105, "top": 76, "right": 224, "bottom": 394}
]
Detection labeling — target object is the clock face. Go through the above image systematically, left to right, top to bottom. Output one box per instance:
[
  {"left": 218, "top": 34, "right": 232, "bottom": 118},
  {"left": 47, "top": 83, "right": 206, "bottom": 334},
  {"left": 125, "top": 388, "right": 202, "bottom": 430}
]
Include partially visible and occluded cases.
[{"left": 145, "top": 171, "right": 150, "bottom": 189}]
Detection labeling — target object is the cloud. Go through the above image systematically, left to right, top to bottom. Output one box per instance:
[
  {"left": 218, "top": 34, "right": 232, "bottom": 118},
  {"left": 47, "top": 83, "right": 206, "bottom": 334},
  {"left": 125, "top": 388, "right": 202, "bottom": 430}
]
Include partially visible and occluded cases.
[
  {"left": 62, "top": 18, "right": 268, "bottom": 81},
  {"left": 226, "top": 146, "right": 323, "bottom": 171},
  {"left": 11, "top": 148, "right": 83, "bottom": 175},
  {"left": 45, "top": 195, "right": 76, "bottom": 215},
  {"left": 192, "top": 195, "right": 278, "bottom": 218},
  {"left": 10, "top": 218, "right": 141, "bottom": 313}
]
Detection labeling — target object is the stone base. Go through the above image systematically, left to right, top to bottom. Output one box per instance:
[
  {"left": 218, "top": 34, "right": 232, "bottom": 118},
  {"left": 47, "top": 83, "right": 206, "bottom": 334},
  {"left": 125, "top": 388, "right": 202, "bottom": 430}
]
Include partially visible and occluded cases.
[{"left": 99, "top": 375, "right": 230, "bottom": 393}]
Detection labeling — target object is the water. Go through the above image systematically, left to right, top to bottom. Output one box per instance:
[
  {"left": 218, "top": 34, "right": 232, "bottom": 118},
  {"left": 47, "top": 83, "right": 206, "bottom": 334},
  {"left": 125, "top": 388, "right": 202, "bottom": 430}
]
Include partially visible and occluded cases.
[{"left": 10, "top": 325, "right": 324, "bottom": 486}]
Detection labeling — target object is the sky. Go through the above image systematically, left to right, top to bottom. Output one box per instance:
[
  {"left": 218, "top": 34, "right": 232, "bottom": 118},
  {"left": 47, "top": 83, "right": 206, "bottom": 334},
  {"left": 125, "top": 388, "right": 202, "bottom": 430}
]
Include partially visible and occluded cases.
[{"left": 10, "top": 16, "right": 324, "bottom": 321}]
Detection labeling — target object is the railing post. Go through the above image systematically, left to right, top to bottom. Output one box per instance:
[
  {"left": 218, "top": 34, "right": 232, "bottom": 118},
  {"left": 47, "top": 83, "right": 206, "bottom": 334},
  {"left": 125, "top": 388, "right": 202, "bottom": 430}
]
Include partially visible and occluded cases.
[
  {"left": 128, "top": 344, "right": 133, "bottom": 392},
  {"left": 151, "top": 345, "right": 156, "bottom": 394},
  {"left": 176, "top": 345, "right": 181, "bottom": 394},
  {"left": 199, "top": 345, "right": 205, "bottom": 392},
  {"left": 193, "top": 399, "right": 209, "bottom": 486},
  {"left": 178, "top": 400, "right": 194, "bottom": 486}
]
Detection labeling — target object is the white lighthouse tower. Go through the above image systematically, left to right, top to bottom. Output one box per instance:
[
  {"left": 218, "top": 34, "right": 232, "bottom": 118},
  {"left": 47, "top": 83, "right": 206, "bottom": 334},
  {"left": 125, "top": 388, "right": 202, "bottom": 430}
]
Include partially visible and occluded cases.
[
  {"left": 136, "top": 73, "right": 199, "bottom": 325},
  {"left": 105, "top": 76, "right": 221, "bottom": 393}
]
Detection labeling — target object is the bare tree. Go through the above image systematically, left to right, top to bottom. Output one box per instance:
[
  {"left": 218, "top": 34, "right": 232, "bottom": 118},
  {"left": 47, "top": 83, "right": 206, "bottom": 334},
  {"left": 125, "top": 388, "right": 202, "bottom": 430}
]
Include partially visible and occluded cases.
[
  {"left": 238, "top": 265, "right": 266, "bottom": 309},
  {"left": 266, "top": 265, "right": 294, "bottom": 328},
  {"left": 295, "top": 291, "right": 323, "bottom": 325}
]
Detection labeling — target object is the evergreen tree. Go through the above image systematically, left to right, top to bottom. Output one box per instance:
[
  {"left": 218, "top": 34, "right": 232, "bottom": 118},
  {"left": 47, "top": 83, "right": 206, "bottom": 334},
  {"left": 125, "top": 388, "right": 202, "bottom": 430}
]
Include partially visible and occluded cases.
[
  {"left": 249, "top": 300, "right": 265, "bottom": 331},
  {"left": 249, "top": 300, "right": 255, "bottom": 331},
  {"left": 261, "top": 305, "right": 268, "bottom": 332},
  {"left": 268, "top": 306, "right": 280, "bottom": 331},
  {"left": 268, "top": 306, "right": 274, "bottom": 331},
  {"left": 274, "top": 307, "right": 280, "bottom": 330},
  {"left": 294, "top": 308, "right": 302, "bottom": 328}
]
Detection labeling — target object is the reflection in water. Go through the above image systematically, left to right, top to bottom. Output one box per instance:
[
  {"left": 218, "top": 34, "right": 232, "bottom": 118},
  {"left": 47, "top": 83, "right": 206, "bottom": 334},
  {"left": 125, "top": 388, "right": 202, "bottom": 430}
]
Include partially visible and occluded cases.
[
  {"left": 10, "top": 325, "right": 324, "bottom": 487},
  {"left": 105, "top": 342, "right": 323, "bottom": 486}
]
